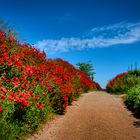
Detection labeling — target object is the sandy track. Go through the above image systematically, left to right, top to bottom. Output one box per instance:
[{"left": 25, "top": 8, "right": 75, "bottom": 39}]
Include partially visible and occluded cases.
[{"left": 29, "top": 91, "right": 140, "bottom": 140}]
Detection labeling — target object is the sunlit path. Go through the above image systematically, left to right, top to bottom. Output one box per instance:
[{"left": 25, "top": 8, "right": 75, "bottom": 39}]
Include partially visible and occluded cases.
[{"left": 29, "top": 92, "right": 140, "bottom": 140}]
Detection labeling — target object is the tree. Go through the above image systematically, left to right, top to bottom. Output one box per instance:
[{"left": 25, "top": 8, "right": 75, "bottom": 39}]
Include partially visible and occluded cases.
[
  {"left": 0, "top": 18, "right": 25, "bottom": 41},
  {"left": 76, "top": 61, "right": 95, "bottom": 80}
]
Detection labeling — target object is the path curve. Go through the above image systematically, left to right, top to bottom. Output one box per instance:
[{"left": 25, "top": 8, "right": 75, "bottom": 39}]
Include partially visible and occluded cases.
[{"left": 29, "top": 91, "right": 140, "bottom": 140}]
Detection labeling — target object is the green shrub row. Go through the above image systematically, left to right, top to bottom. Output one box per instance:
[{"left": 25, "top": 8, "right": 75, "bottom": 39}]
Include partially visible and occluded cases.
[
  {"left": 106, "top": 70, "right": 140, "bottom": 115},
  {"left": 106, "top": 71, "right": 140, "bottom": 94},
  {"left": 124, "top": 86, "right": 140, "bottom": 114}
]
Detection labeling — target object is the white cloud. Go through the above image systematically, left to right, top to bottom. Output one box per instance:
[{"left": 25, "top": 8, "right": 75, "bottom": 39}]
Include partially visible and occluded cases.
[{"left": 35, "top": 22, "right": 140, "bottom": 54}]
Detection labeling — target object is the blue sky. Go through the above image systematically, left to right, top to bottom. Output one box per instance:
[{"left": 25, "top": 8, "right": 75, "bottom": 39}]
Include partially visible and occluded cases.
[{"left": 0, "top": 0, "right": 140, "bottom": 88}]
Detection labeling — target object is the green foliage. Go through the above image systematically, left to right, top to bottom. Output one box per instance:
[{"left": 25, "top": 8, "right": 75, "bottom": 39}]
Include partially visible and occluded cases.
[
  {"left": 0, "top": 18, "right": 18, "bottom": 39},
  {"left": 76, "top": 61, "right": 95, "bottom": 80},
  {"left": 107, "top": 69, "right": 140, "bottom": 114},
  {"left": 128, "top": 69, "right": 140, "bottom": 77},
  {"left": 106, "top": 71, "right": 140, "bottom": 94},
  {"left": 0, "top": 84, "right": 53, "bottom": 140},
  {"left": 124, "top": 86, "right": 140, "bottom": 114}
]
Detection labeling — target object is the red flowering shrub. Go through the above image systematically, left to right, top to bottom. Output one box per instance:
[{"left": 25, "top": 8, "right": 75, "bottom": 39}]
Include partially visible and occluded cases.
[
  {"left": 0, "top": 30, "right": 101, "bottom": 139},
  {"left": 54, "top": 58, "right": 102, "bottom": 92},
  {"left": 106, "top": 72, "right": 128, "bottom": 93},
  {"left": 93, "top": 81, "right": 102, "bottom": 91}
]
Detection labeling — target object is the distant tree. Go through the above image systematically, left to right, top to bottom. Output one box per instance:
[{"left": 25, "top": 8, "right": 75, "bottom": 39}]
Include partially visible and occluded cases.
[
  {"left": 0, "top": 18, "right": 24, "bottom": 40},
  {"left": 76, "top": 61, "right": 95, "bottom": 80},
  {"left": 128, "top": 63, "right": 140, "bottom": 77}
]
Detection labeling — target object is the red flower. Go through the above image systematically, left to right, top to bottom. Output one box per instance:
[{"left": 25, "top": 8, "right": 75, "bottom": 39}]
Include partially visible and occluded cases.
[
  {"left": 0, "top": 30, "right": 3, "bottom": 37},
  {"left": 1, "top": 76, "right": 6, "bottom": 81},
  {"left": 11, "top": 77, "right": 20, "bottom": 86},
  {"left": 0, "top": 82, "right": 2, "bottom": 86},
  {"left": 46, "top": 82, "right": 50, "bottom": 90},
  {"left": 30, "top": 83, "right": 34, "bottom": 88},
  {"left": 20, "top": 84, "right": 26, "bottom": 89},
  {"left": 1, "top": 87, "right": 7, "bottom": 93},
  {"left": 29, "top": 91, "right": 34, "bottom": 97},
  {"left": 42, "top": 92, "right": 46, "bottom": 96},
  {"left": 0, "top": 94, "right": 5, "bottom": 99},
  {"left": 36, "top": 94, "right": 39, "bottom": 98},
  {"left": 63, "top": 94, "right": 67, "bottom": 101},
  {"left": 8, "top": 95, "right": 14, "bottom": 101},
  {"left": 36, "top": 103, "right": 40, "bottom": 108},
  {"left": 40, "top": 103, "right": 45, "bottom": 109},
  {"left": 19, "top": 106, "right": 23, "bottom": 110},
  {"left": 0, "top": 107, "right": 3, "bottom": 112}
]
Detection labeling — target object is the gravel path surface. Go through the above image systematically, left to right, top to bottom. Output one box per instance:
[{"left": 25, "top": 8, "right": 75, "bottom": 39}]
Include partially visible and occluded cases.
[{"left": 29, "top": 91, "right": 140, "bottom": 140}]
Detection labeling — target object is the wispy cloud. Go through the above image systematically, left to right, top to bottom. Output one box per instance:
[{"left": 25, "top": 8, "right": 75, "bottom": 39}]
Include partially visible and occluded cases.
[{"left": 35, "top": 22, "right": 140, "bottom": 54}]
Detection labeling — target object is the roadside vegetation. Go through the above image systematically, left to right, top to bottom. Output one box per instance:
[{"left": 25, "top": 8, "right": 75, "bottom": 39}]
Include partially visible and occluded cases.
[
  {"left": 0, "top": 30, "right": 101, "bottom": 140},
  {"left": 106, "top": 69, "right": 140, "bottom": 115}
]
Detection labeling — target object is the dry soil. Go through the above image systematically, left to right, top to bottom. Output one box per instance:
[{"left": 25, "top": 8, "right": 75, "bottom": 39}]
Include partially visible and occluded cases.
[{"left": 28, "top": 91, "right": 140, "bottom": 140}]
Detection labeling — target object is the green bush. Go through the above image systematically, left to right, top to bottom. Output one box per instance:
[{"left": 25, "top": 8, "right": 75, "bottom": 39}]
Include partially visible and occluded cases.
[
  {"left": 106, "top": 71, "right": 140, "bottom": 94},
  {"left": 124, "top": 86, "right": 140, "bottom": 114},
  {"left": 0, "top": 87, "right": 53, "bottom": 140}
]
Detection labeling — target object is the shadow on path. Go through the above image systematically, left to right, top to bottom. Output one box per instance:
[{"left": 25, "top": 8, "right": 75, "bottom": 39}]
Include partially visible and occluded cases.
[
  {"left": 132, "top": 113, "right": 140, "bottom": 128},
  {"left": 133, "top": 121, "right": 140, "bottom": 128}
]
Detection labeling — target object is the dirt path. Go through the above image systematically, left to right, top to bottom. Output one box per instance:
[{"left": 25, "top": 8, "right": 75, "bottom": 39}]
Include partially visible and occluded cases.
[{"left": 29, "top": 91, "right": 140, "bottom": 140}]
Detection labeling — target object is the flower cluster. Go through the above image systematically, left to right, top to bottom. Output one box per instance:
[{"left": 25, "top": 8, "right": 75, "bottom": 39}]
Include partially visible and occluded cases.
[{"left": 0, "top": 30, "right": 101, "bottom": 139}]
